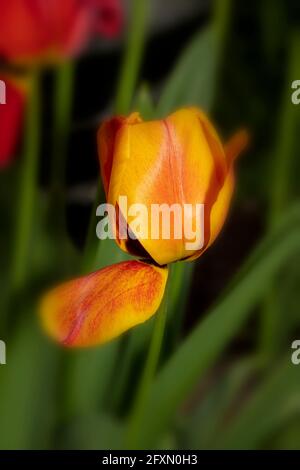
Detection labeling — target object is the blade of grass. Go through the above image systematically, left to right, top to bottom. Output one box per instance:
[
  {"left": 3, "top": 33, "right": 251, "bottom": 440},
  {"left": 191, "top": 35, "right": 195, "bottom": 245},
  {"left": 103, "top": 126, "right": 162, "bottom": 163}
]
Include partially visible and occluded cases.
[
  {"left": 114, "top": 0, "right": 149, "bottom": 115},
  {"left": 157, "top": 0, "right": 232, "bottom": 116},
  {"left": 157, "top": 27, "right": 215, "bottom": 116},
  {"left": 260, "top": 32, "right": 300, "bottom": 358},
  {"left": 48, "top": 61, "right": 74, "bottom": 229},
  {"left": 46, "top": 62, "right": 79, "bottom": 281},
  {"left": 133, "top": 83, "right": 155, "bottom": 120},
  {"left": 81, "top": 183, "right": 105, "bottom": 274},
  {"left": 168, "top": 261, "right": 194, "bottom": 345},
  {"left": 108, "top": 320, "right": 154, "bottom": 413},
  {"left": 61, "top": 342, "right": 119, "bottom": 421},
  {"left": 181, "top": 355, "right": 260, "bottom": 449},
  {"left": 214, "top": 356, "right": 300, "bottom": 449}
]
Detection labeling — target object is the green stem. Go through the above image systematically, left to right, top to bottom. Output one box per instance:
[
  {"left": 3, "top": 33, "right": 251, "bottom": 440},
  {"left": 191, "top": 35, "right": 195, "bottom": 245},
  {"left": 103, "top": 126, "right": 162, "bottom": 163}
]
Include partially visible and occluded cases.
[
  {"left": 81, "top": 0, "right": 150, "bottom": 272},
  {"left": 115, "top": 0, "right": 149, "bottom": 114},
  {"left": 213, "top": 0, "right": 233, "bottom": 58},
  {"left": 259, "top": 33, "right": 300, "bottom": 358},
  {"left": 268, "top": 36, "right": 300, "bottom": 226},
  {"left": 48, "top": 61, "right": 74, "bottom": 228},
  {"left": 10, "top": 71, "right": 41, "bottom": 294},
  {"left": 81, "top": 182, "right": 105, "bottom": 274},
  {"left": 169, "top": 262, "right": 194, "bottom": 345},
  {"left": 125, "top": 275, "right": 169, "bottom": 449}
]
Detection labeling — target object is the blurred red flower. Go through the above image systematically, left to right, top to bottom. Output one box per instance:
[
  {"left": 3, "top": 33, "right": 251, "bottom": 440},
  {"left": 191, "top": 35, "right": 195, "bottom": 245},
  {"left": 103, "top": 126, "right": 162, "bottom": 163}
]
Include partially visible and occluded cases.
[
  {"left": 0, "top": 0, "right": 123, "bottom": 63},
  {"left": 91, "top": 0, "right": 123, "bottom": 38},
  {"left": 0, "top": 77, "right": 25, "bottom": 169}
]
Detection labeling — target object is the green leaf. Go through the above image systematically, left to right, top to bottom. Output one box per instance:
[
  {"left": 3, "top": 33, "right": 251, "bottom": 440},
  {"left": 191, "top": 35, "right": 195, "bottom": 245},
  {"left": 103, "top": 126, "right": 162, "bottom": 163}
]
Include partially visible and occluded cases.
[
  {"left": 157, "top": 0, "right": 232, "bottom": 116},
  {"left": 157, "top": 27, "right": 218, "bottom": 117},
  {"left": 259, "top": 33, "right": 300, "bottom": 357},
  {"left": 134, "top": 84, "right": 155, "bottom": 120},
  {"left": 135, "top": 204, "right": 300, "bottom": 447},
  {"left": 167, "top": 262, "right": 194, "bottom": 346},
  {"left": 0, "top": 316, "right": 59, "bottom": 449},
  {"left": 109, "top": 320, "right": 153, "bottom": 412},
  {"left": 62, "top": 341, "right": 119, "bottom": 421},
  {"left": 180, "top": 355, "right": 260, "bottom": 449},
  {"left": 214, "top": 357, "right": 300, "bottom": 449},
  {"left": 60, "top": 413, "right": 123, "bottom": 450},
  {"left": 269, "top": 414, "right": 300, "bottom": 450}
]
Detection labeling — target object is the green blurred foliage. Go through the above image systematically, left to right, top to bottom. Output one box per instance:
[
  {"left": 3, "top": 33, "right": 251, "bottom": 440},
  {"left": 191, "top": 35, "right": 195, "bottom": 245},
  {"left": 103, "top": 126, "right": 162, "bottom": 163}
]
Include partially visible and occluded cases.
[{"left": 1, "top": 0, "right": 300, "bottom": 450}]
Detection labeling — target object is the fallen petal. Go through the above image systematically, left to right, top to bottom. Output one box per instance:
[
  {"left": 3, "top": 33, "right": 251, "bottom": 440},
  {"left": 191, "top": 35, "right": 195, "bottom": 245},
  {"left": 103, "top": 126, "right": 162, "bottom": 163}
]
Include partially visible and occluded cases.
[{"left": 40, "top": 260, "right": 168, "bottom": 347}]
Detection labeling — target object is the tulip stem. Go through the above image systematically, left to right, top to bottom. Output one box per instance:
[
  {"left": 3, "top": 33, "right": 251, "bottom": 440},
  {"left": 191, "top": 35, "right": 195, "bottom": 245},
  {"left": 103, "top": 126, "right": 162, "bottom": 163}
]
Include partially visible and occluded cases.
[
  {"left": 74, "top": 0, "right": 150, "bottom": 427},
  {"left": 81, "top": 0, "right": 150, "bottom": 271},
  {"left": 115, "top": 0, "right": 149, "bottom": 114},
  {"left": 213, "top": 0, "right": 233, "bottom": 59},
  {"left": 267, "top": 34, "right": 300, "bottom": 227},
  {"left": 48, "top": 61, "right": 74, "bottom": 229},
  {"left": 10, "top": 71, "right": 41, "bottom": 294},
  {"left": 81, "top": 182, "right": 105, "bottom": 273},
  {"left": 125, "top": 272, "right": 169, "bottom": 449}
]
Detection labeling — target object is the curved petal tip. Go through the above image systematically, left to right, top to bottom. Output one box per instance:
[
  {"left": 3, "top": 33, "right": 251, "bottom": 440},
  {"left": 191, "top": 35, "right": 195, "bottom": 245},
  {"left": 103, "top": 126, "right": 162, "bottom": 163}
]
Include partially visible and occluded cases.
[{"left": 225, "top": 129, "right": 249, "bottom": 164}]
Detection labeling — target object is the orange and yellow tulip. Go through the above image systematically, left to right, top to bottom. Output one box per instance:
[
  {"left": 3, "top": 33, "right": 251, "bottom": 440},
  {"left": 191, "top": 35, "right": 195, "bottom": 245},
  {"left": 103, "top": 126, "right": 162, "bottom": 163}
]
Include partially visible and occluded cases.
[
  {"left": 40, "top": 107, "right": 248, "bottom": 347},
  {"left": 99, "top": 108, "right": 248, "bottom": 265}
]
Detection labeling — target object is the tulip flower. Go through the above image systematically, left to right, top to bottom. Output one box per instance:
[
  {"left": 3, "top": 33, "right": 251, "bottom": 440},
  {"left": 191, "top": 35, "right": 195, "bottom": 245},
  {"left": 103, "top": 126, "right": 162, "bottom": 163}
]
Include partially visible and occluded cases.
[
  {"left": 0, "top": 0, "right": 123, "bottom": 63},
  {"left": 0, "top": 76, "right": 25, "bottom": 168},
  {"left": 40, "top": 107, "right": 248, "bottom": 347},
  {"left": 98, "top": 108, "right": 248, "bottom": 265}
]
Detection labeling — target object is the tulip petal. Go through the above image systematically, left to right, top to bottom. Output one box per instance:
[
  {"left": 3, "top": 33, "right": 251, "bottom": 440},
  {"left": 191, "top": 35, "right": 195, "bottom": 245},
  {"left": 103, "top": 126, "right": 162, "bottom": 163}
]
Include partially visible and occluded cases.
[
  {"left": 0, "top": 0, "right": 104, "bottom": 62},
  {"left": 46, "top": 0, "right": 92, "bottom": 57},
  {"left": 0, "top": 1, "right": 47, "bottom": 60},
  {"left": 0, "top": 76, "right": 25, "bottom": 168},
  {"left": 194, "top": 108, "right": 228, "bottom": 179},
  {"left": 98, "top": 113, "right": 141, "bottom": 196},
  {"left": 98, "top": 116, "right": 125, "bottom": 196},
  {"left": 225, "top": 129, "right": 249, "bottom": 164},
  {"left": 208, "top": 130, "right": 249, "bottom": 246},
  {"left": 187, "top": 131, "right": 248, "bottom": 261},
  {"left": 207, "top": 169, "right": 235, "bottom": 247},
  {"left": 186, "top": 170, "right": 234, "bottom": 262},
  {"left": 40, "top": 260, "right": 168, "bottom": 348}
]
